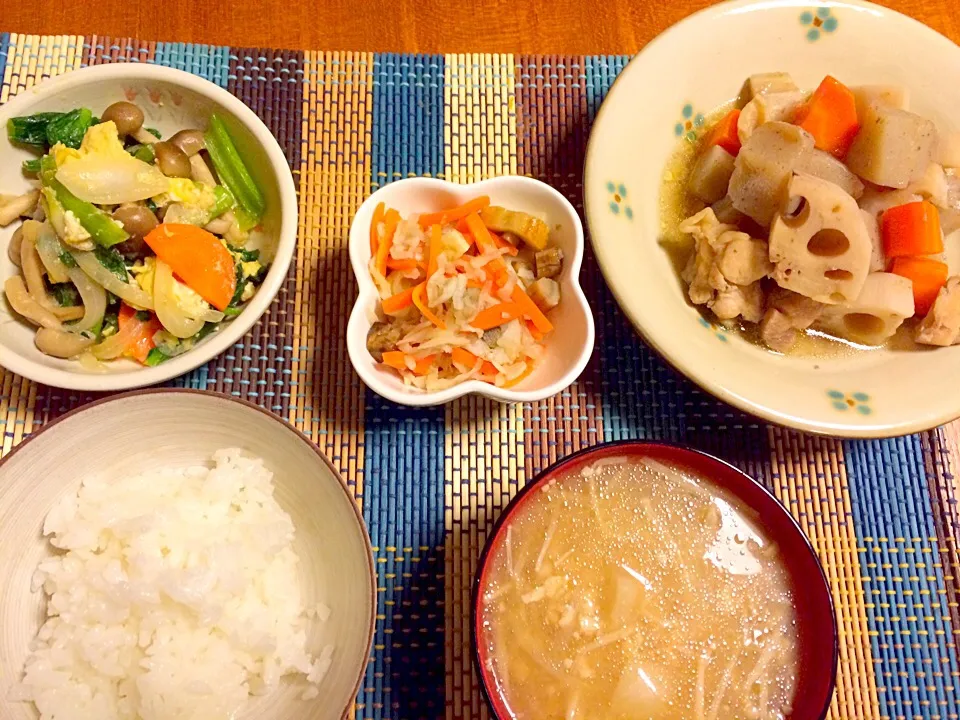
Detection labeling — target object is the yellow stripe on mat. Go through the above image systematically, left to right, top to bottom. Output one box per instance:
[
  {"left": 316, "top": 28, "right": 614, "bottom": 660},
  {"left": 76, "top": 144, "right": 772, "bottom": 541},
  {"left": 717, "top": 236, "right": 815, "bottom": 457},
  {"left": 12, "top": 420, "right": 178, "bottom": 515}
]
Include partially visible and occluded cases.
[
  {"left": 0, "top": 34, "right": 84, "bottom": 453},
  {"left": 290, "top": 51, "right": 373, "bottom": 503},
  {"left": 442, "top": 52, "right": 521, "bottom": 720},
  {"left": 768, "top": 428, "right": 882, "bottom": 720}
]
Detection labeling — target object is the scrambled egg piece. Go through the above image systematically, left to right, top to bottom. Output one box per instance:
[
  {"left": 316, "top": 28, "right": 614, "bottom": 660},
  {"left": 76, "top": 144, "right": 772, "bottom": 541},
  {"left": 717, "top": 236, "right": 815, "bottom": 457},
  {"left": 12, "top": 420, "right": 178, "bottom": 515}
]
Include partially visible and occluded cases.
[
  {"left": 79, "top": 121, "right": 129, "bottom": 158},
  {"left": 53, "top": 122, "right": 129, "bottom": 169},
  {"left": 51, "top": 143, "right": 82, "bottom": 168},
  {"left": 152, "top": 179, "right": 217, "bottom": 210},
  {"left": 62, "top": 210, "right": 92, "bottom": 245},
  {"left": 131, "top": 257, "right": 156, "bottom": 294},
  {"left": 241, "top": 260, "right": 262, "bottom": 278},
  {"left": 172, "top": 279, "right": 212, "bottom": 318}
]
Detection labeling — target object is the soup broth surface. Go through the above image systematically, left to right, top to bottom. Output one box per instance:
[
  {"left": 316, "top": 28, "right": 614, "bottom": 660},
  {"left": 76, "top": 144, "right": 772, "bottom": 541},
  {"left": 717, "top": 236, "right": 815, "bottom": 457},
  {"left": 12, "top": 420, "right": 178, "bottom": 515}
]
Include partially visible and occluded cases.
[{"left": 479, "top": 457, "right": 800, "bottom": 720}]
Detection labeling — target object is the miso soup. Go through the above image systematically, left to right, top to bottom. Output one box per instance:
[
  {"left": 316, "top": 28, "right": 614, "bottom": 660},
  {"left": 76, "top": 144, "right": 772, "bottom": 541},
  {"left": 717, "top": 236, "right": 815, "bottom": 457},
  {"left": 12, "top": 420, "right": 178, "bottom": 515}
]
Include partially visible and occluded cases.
[{"left": 478, "top": 457, "right": 800, "bottom": 720}]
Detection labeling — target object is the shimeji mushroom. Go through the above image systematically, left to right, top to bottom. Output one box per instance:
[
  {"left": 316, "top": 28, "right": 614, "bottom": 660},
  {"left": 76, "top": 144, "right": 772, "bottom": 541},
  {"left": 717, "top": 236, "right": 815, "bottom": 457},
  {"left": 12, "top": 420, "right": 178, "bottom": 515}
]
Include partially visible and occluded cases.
[
  {"left": 737, "top": 90, "right": 808, "bottom": 144},
  {"left": 101, "top": 101, "right": 157, "bottom": 145},
  {"left": 845, "top": 103, "right": 938, "bottom": 189},
  {"left": 728, "top": 122, "right": 814, "bottom": 227},
  {"left": 768, "top": 172, "right": 872, "bottom": 304},
  {"left": 0, "top": 189, "right": 40, "bottom": 226},
  {"left": 817, "top": 272, "right": 915, "bottom": 345}
]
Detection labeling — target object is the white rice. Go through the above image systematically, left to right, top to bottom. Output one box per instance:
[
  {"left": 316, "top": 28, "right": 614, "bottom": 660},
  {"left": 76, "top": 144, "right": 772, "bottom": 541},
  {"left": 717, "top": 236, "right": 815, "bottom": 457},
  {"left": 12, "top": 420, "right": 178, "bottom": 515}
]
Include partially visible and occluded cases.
[{"left": 11, "top": 448, "right": 331, "bottom": 719}]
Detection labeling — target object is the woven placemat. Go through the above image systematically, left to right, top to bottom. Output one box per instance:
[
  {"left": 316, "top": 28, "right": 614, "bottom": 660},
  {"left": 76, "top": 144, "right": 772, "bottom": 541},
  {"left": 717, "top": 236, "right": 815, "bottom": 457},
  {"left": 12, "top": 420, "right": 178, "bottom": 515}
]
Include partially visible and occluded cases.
[{"left": 1, "top": 33, "right": 959, "bottom": 720}]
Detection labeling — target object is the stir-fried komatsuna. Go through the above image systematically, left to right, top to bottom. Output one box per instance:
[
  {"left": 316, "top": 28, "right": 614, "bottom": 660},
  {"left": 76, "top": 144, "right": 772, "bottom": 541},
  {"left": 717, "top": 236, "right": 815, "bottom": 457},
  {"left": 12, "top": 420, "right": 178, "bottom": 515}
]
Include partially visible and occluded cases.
[
  {"left": 672, "top": 72, "right": 960, "bottom": 351},
  {"left": 2, "top": 102, "right": 269, "bottom": 366},
  {"left": 366, "top": 197, "right": 564, "bottom": 390}
]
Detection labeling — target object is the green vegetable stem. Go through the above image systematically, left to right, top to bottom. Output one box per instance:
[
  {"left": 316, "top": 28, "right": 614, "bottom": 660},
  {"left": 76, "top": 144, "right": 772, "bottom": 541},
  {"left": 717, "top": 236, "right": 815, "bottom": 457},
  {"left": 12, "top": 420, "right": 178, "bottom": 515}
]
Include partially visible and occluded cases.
[
  {"left": 205, "top": 114, "right": 266, "bottom": 224},
  {"left": 45, "top": 176, "right": 129, "bottom": 248}
]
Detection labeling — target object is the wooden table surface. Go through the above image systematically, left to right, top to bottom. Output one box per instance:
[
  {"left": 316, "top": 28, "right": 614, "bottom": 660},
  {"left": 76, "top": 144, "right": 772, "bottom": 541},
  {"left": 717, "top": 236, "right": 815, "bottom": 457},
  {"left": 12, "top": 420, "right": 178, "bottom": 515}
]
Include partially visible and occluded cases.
[{"left": 1, "top": 0, "right": 957, "bottom": 54}]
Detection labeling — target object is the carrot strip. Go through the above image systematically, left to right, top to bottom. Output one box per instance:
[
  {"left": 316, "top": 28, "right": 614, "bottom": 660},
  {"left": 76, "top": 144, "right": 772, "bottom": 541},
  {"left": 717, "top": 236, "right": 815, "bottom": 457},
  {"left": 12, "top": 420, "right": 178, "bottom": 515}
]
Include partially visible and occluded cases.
[
  {"left": 794, "top": 75, "right": 860, "bottom": 158},
  {"left": 704, "top": 109, "right": 741, "bottom": 156},
  {"left": 418, "top": 196, "right": 491, "bottom": 228},
  {"left": 369, "top": 201, "right": 385, "bottom": 255},
  {"left": 882, "top": 201, "right": 943, "bottom": 258},
  {"left": 374, "top": 208, "right": 401, "bottom": 276},
  {"left": 466, "top": 212, "right": 509, "bottom": 285},
  {"left": 427, "top": 223, "right": 442, "bottom": 277},
  {"left": 890, "top": 256, "right": 948, "bottom": 316},
  {"left": 386, "top": 257, "right": 420, "bottom": 271},
  {"left": 412, "top": 282, "right": 446, "bottom": 329},
  {"left": 381, "top": 285, "right": 416, "bottom": 314},
  {"left": 511, "top": 285, "right": 554, "bottom": 333},
  {"left": 471, "top": 302, "right": 524, "bottom": 330},
  {"left": 118, "top": 304, "right": 162, "bottom": 365},
  {"left": 450, "top": 347, "right": 498, "bottom": 376},
  {"left": 381, "top": 350, "right": 408, "bottom": 370},
  {"left": 381, "top": 351, "right": 436, "bottom": 375},
  {"left": 502, "top": 362, "right": 536, "bottom": 388}
]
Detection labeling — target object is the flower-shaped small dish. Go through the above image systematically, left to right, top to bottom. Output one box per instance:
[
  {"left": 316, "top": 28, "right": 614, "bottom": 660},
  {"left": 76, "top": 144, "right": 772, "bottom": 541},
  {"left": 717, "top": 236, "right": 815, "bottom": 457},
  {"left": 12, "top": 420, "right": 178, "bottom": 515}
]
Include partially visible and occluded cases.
[{"left": 347, "top": 177, "right": 594, "bottom": 406}]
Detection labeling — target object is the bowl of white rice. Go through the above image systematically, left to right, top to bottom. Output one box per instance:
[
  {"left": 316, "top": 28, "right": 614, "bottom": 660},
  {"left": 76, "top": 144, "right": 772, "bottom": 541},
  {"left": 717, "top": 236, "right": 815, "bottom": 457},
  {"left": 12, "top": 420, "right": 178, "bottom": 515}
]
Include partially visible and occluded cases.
[{"left": 0, "top": 389, "right": 375, "bottom": 720}]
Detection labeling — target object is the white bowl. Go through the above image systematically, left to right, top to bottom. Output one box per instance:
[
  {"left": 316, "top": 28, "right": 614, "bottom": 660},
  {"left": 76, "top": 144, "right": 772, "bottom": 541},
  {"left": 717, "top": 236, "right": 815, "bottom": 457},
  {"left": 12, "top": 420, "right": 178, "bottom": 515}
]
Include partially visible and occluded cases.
[
  {"left": 585, "top": 0, "right": 960, "bottom": 438},
  {"left": 0, "top": 63, "right": 298, "bottom": 391},
  {"left": 347, "top": 177, "right": 594, "bottom": 406},
  {"left": 0, "top": 389, "right": 375, "bottom": 720}
]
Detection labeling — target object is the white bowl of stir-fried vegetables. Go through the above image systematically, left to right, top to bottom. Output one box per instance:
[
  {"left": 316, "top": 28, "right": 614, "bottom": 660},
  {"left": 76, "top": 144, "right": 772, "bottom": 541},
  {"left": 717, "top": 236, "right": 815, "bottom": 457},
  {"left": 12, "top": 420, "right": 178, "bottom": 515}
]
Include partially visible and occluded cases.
[
  {"left": 0, "top": 63, "right": 297, "bottom": 390},
  {"left": 347, "top": 177, "right": 594, "bottom": 406}
]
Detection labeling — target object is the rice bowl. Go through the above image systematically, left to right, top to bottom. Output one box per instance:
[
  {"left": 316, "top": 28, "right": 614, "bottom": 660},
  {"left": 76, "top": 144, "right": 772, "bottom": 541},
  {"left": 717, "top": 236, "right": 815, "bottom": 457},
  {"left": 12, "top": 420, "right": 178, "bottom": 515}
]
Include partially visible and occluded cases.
[{"left": 0, "top": 390, "right": 375, "bottom": 720}]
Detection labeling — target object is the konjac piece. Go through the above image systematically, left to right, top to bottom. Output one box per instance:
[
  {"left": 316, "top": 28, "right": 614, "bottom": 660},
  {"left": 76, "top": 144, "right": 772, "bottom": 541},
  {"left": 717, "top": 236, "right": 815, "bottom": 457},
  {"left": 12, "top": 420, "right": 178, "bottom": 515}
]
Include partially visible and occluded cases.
[
  {"left": 845, "top": 103, "right": 938, "bottom": 189},
  {"left": 728, "top": 122, "right": 815, "bottom": 227}
]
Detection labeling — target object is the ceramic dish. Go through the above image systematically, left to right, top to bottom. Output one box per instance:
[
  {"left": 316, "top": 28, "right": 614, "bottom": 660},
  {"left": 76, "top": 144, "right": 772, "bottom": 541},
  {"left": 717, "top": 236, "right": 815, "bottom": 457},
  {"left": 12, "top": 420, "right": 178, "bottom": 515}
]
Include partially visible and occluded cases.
[
  {"left": 584, "top": 0, "right": 960, "bottom": 437},
  {"left": 0, "top": 63, "right": 298, "bottom": 391},
  {"left": 347, "top": 176, "right": 594, "bottom": 406},
  {"left": 0, "top": 389, "right": 375, "bottom": 720},
  {"left": 472, "top": 441, "right": 838, "bottom": 720}
]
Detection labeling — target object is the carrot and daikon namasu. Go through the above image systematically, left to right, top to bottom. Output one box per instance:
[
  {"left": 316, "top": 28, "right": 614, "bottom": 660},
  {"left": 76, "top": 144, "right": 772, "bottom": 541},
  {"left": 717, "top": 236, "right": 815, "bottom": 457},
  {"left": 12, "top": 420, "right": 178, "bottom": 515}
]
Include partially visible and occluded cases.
[{"left": 365, "top": 196, "right": 565, "bottom": 390}]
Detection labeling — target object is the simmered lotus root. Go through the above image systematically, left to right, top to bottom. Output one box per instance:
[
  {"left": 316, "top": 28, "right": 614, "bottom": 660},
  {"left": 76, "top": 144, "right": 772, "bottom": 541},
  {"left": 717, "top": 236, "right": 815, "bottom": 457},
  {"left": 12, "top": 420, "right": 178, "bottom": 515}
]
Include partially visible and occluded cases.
[
  {"left": 768, "top": 172, "right": 871, "bottom": 304},
  {"left": 817, "top": 272, "right": 914, "bottom": 345}
]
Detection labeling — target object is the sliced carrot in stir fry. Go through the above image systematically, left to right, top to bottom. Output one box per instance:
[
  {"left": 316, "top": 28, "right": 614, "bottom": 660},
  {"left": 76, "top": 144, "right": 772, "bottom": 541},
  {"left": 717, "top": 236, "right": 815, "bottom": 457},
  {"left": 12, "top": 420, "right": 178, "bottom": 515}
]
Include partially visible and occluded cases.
[
  {"left": 418, "top": 196, "right": 491, "bottom": 228},
  {"left": 370, "top": 201, "right": 385, "bottom": 254},
  {"left": 374, "top": 208, "right": 401, "bottom": 276},
  {"left": 427, "top": 223, "right": 443, "bottom": 277},
  {"left": 386, "top": 257, "right": 420, "bottom": 271},
  {"left": 412, "top": 282, "right": 446, "bottom": 329},
  {"left": 382, "top": 285, "right": 416, "bottom": 314},
  {"left": 511, "top": 285, "right": 554, "bottom": 334},
  {"left": 471, "top": 302, "right": 524, "bottom": 330},
  {"left": 381, "top": 350, "right": 435, "bottom": 376}
]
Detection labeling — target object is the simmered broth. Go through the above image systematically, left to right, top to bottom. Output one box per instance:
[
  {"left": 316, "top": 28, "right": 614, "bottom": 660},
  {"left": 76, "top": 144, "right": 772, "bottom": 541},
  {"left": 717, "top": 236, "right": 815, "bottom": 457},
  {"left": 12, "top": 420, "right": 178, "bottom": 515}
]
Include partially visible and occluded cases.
[{"left": 478, "top": 458, "right": 799, "bottom": 720}]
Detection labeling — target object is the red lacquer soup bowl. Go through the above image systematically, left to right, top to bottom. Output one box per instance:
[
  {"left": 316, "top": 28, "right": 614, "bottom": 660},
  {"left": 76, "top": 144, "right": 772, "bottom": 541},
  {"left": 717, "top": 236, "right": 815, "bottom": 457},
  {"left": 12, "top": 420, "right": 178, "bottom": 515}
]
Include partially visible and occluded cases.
[{"left": 472, "top": 441, "right": 837, "bottom": 720}]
